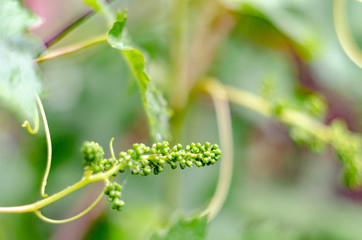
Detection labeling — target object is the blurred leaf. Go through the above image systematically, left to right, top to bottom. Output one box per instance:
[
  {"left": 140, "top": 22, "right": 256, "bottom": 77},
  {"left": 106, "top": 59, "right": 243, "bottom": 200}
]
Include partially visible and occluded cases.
[
  {"left": 0, "top": 0, "right": 43, "bottom": 119},
  {"left": 231, "top": 3, "right": 311, "bottom": 59},
  {"left": 150, "top": 215, "right": 208, "bottom": 240}
]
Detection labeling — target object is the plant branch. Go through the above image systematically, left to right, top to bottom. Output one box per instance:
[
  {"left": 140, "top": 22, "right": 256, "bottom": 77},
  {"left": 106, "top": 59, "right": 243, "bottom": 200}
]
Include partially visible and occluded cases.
[
  {"left": 333, "top": 0, "right": 362, "bottom": 68},
  {"left": 36, "top": 35, "right": 107, "bottom": 63},
  {"left": 200, "top": 79, "right": 234, "bottom": 221},
  {"left": 0, "top": 162, "right": 126, "bottom": 213}
]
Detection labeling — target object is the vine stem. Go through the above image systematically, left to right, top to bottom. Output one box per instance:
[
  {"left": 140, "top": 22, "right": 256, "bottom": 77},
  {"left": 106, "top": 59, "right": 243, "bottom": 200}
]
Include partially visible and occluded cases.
[
  {"left": 333, "top": 0, "right": 362, "bottom": 68},
  {"left": 36, "top": 35, "right": 107, "bottom": 63},
  {"left": 200, "top": 79, "right": 234, "bottom": 221},
  {"left": 0, "top": 161, "right": 127, "bottom": 214}
]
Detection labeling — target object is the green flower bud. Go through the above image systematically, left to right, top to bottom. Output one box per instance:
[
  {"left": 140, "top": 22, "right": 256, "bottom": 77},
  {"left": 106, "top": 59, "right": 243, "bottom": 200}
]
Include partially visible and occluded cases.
[
  {"left": 82, "top": 141, "right": 105, "bottom": 171},
  {"left": 186, "top": 160, "right": 193, "bottom": 167},
  {"left": 195, "top": 161, "right": 202, "bottom": 167},
  {"left": 170, "top": 162, "right": 177, "bottom": 169},
  {"left": 143, "top": 166, "right": 152, "bottom": 175}
]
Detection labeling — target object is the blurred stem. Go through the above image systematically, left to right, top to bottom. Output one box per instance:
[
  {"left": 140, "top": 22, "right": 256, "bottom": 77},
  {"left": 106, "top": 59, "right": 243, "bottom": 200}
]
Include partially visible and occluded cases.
[
  {"left": 169, "top": 0, "right": 188, "bottom": 110},
  {"left": 333, "top": 0, "right": 362, "bottom": 68},
  {"left": 44, "top": 9, "right": 94, "bottom": 48},
  {"left": 36, "top": 35, "right": 107, "bottom": 63},
  {"left": 200, "top": 79, "right": 234, "bottom": 221},
  {"left": 198, "top": 81, "right": 330, "bottom": 142},
  {"left": 223, "top": 84, "right": 330, "bottom": 142}
]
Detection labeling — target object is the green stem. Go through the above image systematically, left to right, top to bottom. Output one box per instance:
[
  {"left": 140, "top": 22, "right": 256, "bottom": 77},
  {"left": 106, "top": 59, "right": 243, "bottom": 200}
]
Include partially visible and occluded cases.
[
  {"left": 333, "top": 0, "right": 362, "bottom": 68},
  {"left": 36, "top": 35, "right": 107, "bottom": 63},
  {"left": 200, "top": 80, "right": 234, "bottom": 221},
  {"left": 0, "top": 162, "right": 127, "bottom": 213}
]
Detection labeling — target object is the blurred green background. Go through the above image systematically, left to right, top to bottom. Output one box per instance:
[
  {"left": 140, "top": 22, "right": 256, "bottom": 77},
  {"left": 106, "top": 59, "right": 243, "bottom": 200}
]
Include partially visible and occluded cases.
[{"left": 0, "top": 0, "right": 361, "bottom": 239}]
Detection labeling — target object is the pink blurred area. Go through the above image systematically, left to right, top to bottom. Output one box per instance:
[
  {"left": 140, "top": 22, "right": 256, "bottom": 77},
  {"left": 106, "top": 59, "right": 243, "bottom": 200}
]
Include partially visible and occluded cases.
[{"left": 23, "top": 0, "right": 88, "bottom": 43}]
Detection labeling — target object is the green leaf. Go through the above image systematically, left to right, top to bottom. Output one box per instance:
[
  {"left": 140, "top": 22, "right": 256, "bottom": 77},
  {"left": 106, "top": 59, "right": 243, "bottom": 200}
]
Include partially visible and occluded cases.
[
  {"left": 0, "top": 0, "right": 43, "bottom": 119},
  {"left": 85, "top": 4, "right": 171, "bottom": 141},
  {"left": 106, "top": 10, "right": 170, "bottom": 141},
  {"left": 108, "top": 10, "right": 127, "bottom": 49},
  {"left": 121, "top": 49, "right": 171, "bottom": 141},
  {"left": 150, "top": 216, "right": 208, "bottom": 240}
]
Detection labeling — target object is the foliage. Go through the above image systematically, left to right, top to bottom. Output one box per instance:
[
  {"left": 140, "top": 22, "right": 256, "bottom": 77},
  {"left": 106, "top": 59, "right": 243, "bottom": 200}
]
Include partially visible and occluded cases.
[
  {"left": 0, "top": 0, "right": 361, "bottom": 239},
  {"left": 0, "top": 0, "right": 42, "bottom": 118}
]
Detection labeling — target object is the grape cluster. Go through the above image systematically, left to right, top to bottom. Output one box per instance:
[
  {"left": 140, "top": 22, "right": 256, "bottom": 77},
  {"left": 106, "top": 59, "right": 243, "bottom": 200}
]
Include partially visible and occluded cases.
[
  {"left": 81, "top": 140, "right": 222, "bottom": 211},
  {"left": 82, "top": 141, "right": 222, "bottom": 176},
  {"left": 118, "top": 141, "right": 222, "bottom": 176},
  {"left": 104, "top": 182, "right": 124, "bottom": 211}
]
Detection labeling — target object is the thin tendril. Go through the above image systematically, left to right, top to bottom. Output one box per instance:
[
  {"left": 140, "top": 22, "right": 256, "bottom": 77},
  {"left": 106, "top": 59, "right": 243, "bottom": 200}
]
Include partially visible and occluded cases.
[
  {"left": 333, "top": 0, "right": 362, "bottom": 68},
  {"left": 200, "top": 79, "right": 234, "bottom": 221},
  {"left": 36, "top": 95, "right": 53, "bottom": 198},
  {"left": 22, "top": 102, "right": 40, "bottom": 134},
  {"left": 109, "top": 137, "right": 116, "bottom": 160},
  {"left": 34, "top": 191, "right": 104, "bottom": 224}
]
